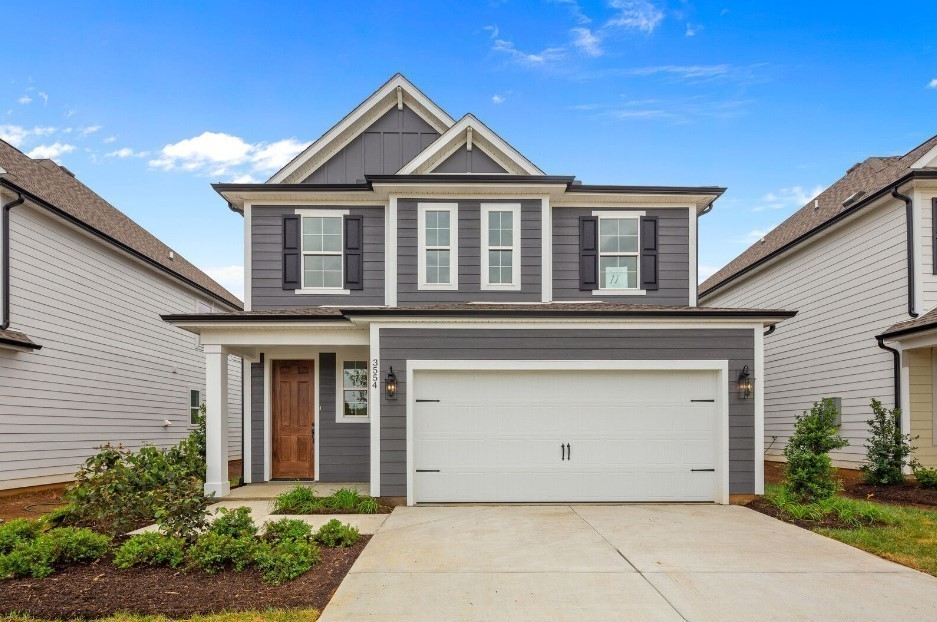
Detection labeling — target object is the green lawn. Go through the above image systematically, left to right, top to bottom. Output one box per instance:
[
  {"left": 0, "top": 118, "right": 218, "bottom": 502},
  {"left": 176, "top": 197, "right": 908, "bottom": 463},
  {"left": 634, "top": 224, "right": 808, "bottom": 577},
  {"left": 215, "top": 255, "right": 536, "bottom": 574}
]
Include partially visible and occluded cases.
[{"left": 1, "top": 611, "right": 319, "bottom": 622}]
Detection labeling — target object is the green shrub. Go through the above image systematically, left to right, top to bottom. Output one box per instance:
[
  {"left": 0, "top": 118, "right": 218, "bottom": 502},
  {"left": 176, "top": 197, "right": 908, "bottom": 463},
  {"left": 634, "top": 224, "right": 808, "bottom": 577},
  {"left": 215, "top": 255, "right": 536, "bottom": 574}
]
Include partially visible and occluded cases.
[
  {"left": 784, "top": 398, "right": 849, "bottom": 502},
  {"left": 862, "top": 398, "right": 917, "bottom": 485},
  {"left": 914, "top": 467, "right": 937, "bottom": 490},
  {"left": 765, "top": 484, "right": 894, "bottom": 527},
  {"left": 271, "top": 485, "right": 318, "bottom": 514},
  {"left": 322, "top": 488, "right": 362, "bottom": 511},
  {"left": 355, "top": 497, "right": 379, "bottom": 514},
  {"left": 39, "top": 504, "right": 78, "bottom": 529},
  {"left": 209, "top": 507, "right": 257, "bottom": 539},
  {"left": 264, "top": 518, "right": 312, "bottom": 544},
  {"left": 0, "top": 519, "right": 40, "bottom": 555},
  {"left": 314, "top": 519, "right": 360, "bottom": 548},
  {"left": 46, "top": 527, "right": 110, "bottom": 563},
  {"left": 114, "top": 532, "right": 186, "bottom": 569},
  {"left": 187, "top": 532, "right": 258, "bottom": 574},
  {"left": 0, "top": 537, "right": 56, "bottom": 579},
  {"left": 255, "top": 539, "right": 320, "bottom": 585}
]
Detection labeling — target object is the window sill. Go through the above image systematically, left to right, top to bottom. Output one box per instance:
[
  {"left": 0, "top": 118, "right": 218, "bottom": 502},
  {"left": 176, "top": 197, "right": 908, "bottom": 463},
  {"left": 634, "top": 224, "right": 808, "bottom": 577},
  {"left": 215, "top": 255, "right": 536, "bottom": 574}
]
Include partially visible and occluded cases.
[
  {"left": 417, "top": 283, "right": 459, "bottom": 291},
  {"left": 481, "top": 283, "right": 522, "bottom": 292},
  {"left": 295, "top": 288, "right": 351, "bottom": 295},
  {"left": 592, "top": 289, "right": 647, "bottom": 296},
  {"left": 335, "top": 417, "right": 370, "bottom": 424}
]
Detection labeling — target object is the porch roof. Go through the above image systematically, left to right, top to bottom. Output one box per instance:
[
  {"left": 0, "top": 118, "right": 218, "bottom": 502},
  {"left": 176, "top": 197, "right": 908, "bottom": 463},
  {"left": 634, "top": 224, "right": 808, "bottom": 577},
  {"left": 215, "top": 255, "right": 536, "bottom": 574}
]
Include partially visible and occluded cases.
[{"left": 881, "top": 306, "right": 937, "bottom": 341}]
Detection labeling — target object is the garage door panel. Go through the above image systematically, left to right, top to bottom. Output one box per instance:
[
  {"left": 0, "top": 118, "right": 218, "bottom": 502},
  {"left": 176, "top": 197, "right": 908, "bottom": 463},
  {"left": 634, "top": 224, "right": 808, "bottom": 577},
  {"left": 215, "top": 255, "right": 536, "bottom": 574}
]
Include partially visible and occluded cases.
[{"left": 413, "top": 369, "right": 720, "bottom": 503}]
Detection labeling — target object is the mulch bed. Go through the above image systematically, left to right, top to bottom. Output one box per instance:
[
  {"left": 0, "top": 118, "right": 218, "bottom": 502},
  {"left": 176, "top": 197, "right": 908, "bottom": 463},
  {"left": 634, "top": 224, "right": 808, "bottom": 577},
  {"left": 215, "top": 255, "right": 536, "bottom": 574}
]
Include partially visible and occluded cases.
[
  {"left": 0, "top": 487, "right": 67, "bottom": 522},
  {"left": 745, "top": 497, "right": 862, "bottom": 530},
  {"left": 275, "top": 506, "right": 393, "bottom": 515},
  {"left": 0, "top": 537, "right": 370, "bottom": 620}
]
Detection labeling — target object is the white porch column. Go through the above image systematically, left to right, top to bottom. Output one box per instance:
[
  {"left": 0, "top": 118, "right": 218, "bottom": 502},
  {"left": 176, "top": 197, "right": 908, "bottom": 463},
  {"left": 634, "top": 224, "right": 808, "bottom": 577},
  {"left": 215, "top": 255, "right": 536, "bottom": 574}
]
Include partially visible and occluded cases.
[{"left": 204, "top": 344, "right": 230, "bottom": 497}]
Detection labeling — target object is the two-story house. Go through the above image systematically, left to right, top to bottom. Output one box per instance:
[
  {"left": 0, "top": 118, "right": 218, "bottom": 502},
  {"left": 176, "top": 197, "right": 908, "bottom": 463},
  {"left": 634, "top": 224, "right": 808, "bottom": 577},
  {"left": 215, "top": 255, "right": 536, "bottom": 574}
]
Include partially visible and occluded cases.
[
  {"left": 164, "top": 74, "right": 794, "bottom": 505},
  {"left": 701, "top": 135, "right": 937, "bottom": 473}
]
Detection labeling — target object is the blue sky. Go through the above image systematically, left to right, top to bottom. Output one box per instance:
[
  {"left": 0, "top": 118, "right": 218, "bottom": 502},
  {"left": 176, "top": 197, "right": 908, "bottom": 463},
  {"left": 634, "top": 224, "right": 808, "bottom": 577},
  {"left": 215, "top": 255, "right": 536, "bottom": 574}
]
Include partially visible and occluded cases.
[{"left": 4, "top": 1, "right": 937, "bottom": 298}]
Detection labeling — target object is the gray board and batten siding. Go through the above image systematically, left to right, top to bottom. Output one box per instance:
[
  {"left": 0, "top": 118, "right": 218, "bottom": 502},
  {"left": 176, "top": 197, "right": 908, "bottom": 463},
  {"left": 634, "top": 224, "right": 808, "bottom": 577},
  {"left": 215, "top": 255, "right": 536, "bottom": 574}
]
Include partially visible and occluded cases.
[
  {"left": 432, "top": 144, "right": 508, "bottom": 174},
  {"left": 251, "top": 205, "right": 385, "bottom": 309},
  {"left": 553, "top": 207, "right": 690, "bottom": 305},
  {"left": 378, "top": 328, "right": 756, "bottom": 498}
]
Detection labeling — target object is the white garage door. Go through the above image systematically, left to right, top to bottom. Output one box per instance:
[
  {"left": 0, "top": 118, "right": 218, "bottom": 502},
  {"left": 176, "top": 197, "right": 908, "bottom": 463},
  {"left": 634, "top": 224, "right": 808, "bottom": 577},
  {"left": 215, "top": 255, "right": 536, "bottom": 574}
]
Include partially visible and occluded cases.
[{"left": 413, "top": 368, "right": 721, "bottom": 503}]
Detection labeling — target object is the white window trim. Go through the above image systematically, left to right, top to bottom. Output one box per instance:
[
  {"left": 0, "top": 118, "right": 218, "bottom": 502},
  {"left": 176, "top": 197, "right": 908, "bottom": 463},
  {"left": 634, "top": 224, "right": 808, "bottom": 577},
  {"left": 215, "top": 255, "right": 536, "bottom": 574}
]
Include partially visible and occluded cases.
[
  {"left": 417, "top": 203, "right": 459, "bottom": 291},
  {"left": 481, "top": 203, "right": 522, "bottom": 291},
  {"left": 294, "top": 208, "right": 349, "bottom": 294},
  {"left": 592, "top": 209, "right": 646, "bottom": 296},
  {"left": 337, "top": 353, "right": 370, "bottom": 423},
  {"left": 189, "top": 389, "right": 201, "bottom": 428}
]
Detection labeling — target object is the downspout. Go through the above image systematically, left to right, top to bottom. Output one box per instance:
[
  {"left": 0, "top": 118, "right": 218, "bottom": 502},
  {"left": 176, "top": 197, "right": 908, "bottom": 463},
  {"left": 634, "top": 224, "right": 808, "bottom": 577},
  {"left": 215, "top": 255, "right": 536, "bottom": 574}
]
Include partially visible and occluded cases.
[
  {"left": 892, "top": 187, "right": 918, "bottom": 318},
  {"left": 1, "top": 191, "right": 25, "bottom": 330},
  {"left": 763, "top": 325, "right": 776, "bottom": 337},
  {"left": 876, "top": 334, "right": 905, "bottom": 473}
]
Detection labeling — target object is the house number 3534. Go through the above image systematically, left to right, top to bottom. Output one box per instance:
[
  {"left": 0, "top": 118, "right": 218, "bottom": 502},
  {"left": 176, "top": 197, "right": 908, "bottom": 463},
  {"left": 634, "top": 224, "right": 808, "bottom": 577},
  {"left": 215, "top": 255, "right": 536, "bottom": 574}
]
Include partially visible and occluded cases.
[{"left": 371, "top": 358, "right": 379, "bottom": 389}]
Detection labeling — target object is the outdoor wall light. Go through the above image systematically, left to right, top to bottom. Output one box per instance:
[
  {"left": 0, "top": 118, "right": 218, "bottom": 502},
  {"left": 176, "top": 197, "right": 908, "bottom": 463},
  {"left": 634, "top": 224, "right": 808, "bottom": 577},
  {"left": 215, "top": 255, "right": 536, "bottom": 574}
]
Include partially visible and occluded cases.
[
  {"left": 737, "top": 365, "right": 754, "bottom": 400},
  {"left": 384, "top": 367, "right": 398, "bottom": 400}
]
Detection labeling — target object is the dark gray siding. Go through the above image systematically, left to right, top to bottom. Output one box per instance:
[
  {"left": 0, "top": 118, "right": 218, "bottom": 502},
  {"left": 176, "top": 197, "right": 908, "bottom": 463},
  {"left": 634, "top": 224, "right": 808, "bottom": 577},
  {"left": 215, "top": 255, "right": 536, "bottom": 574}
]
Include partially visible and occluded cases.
[
  {"left": 303, "top": 106, "right": 438, "bottom": 183},
  {"left": 433, "top": 145, "right": 507, "bottom": 174},
  {"left": 397, "top": 199, "right": 542, "bottom": 303},
  {"left": 251, "top": 205, "right": 385, "bottom": 309},
  {"left": 553, "top": 207, "right": 690, "bottom": 305},
  {"left": 379, "top": 328, "right": 755, "bottom": 497},
  {"left": 317, "top": 353, "right": 370, "bottom": 482},
  {"left": 250, "top": 361, "right": 264, "bottom": 483}
]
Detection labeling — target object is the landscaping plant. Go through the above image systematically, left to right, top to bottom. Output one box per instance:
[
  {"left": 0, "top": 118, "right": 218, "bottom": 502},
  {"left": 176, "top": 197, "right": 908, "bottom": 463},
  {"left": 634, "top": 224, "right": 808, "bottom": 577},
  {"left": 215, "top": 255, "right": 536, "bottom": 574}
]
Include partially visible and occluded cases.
[
  {"left": 783, "top": 398, "right": 849, "bottom": 502},
  {"left": 862, "top": 398, "right": 917, "bottom": 485},
  {"left": 914, "top": 467, "right": 937, "bottom": 490},
  {"left": 272, "top": 484, "right": 383, "bottom": 514},
  {"left": 209, "top": 507, "right": 258, "bottom": 539},
  {"left": 263, "top": 517, "right": 313, "bottom": 544},
  {"left": 0, "top": 519, "right": 40, "bottom": 554},
  {"left": 314, "top": 519, "right": 360, "bottom": 548},
  {"left": 0, "top": 523, "right": 110, "bottom": 579},
  {"left": 114, "top": 532, "right": 187, "bottom": 569},
  {"left": 186, "top": 532, "right": 261, "bottom": 573},
  {"left": 254, "top": 538, "right": 321, "bottom": 585}
]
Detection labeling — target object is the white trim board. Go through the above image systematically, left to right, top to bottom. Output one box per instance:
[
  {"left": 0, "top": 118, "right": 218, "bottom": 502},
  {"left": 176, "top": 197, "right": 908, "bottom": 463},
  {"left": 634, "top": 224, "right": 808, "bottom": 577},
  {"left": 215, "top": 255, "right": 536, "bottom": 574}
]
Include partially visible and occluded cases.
[
  {"left": 368, "top": 323, "right": 382, "bottom": 497},
  {"left": 404, "top": 359, "right": 731, "bottom": 506}
]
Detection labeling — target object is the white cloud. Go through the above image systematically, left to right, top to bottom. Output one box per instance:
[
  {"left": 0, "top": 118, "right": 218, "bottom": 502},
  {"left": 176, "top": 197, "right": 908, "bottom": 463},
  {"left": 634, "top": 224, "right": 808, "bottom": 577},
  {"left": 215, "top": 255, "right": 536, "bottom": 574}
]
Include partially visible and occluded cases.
[
  {"left": 551, "top": 0, "right": 591, "bottom": 24},
  {"left": 606, "top": 0, "right": 665, "bottom": 33},
  {"left": 685, "top": 23, "right": 703, "bottom": 36},
  {"left": 483, "top": 24, "right": 499, "bottom": 39},
  {"left": 571, "top": 27, "right": 603, "bottom": 56},
  {"left": 492, "top": 39, "right": 566, "bottom": 65},
  {"left": 623, "top": 64, "right": 732, "bottom": 79},
  {"left": 928, "top": 78, "right": 937, "bottom": 89},
  {"left": 38, "top": 92, "right": 48, "bottom": 106},
  {"left": 492, "top": 94, "right": 506, "bottom": 104},
  {"left": 17, "top": 96, "right": 32, "bottom": 105},
  {"left": 0, "top": 124, "right": 56, "bottom": 148},
  {"left": 79, "top": 125, "right": 102, "bottom": 137},
  {"left": 149, "top": 132, "right": 309, "bottom": 177},
  {"left": 104, "top": 135, "right": 117, "bottom": 143},
  {"left": 26, "top": 142, "right": 76, "bottom": 160},
  {"left": 106, "top": 147, "right": 149, "bottom": 158},
  {"left": 231, "top": 174, "right": 259, "bottom": 183},
  {"left": 752, "top": 185, "right": 825, "bottom": 212},
  {"left": 203, "top": 265, "right": 244, "bottom": 299},
  {"left": 698, "top": 265, "right": 719, "bottom": 283}
]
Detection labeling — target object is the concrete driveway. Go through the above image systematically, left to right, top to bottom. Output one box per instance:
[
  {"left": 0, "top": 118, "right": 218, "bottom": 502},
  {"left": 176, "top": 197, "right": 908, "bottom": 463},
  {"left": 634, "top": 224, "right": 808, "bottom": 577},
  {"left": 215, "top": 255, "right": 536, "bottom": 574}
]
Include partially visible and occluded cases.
[{"left": 320, "top": 504, "right": 937, "bottom": 621}]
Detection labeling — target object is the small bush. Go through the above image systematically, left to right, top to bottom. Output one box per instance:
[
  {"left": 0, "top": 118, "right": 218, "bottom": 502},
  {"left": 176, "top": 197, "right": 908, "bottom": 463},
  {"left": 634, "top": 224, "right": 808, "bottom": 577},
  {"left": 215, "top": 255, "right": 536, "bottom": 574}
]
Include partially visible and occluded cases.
[
  {"left": 784, "top": 398, "right": 849, "bottom": 502},
  {"left": 862, "top": 398, "right": 917, "bottom": 485},
  {"left": 914, "top": 467, "right": 937, "bottom": 490},
  {"left": 765, "top": 484, "right": 894, "bottom": 528},
  {"left": 271, "top": 485, "right": 318, "bottom": 514},
  {"left": 322, "top": 488, "right": 362, "bottom": 511},
  {"left": 355, "top": 497, "right": 379, "bottom": 514},
  {"left": 39, "top": 504, "right": 78, "bottom": 529},
  {"left": 209, "top": 507, "right": 257, "bottom": 539},
  {"left": 264, "top": 518, "right": 312, "bottom": 544},
  {"left": 0, "top": 519, "right": 40, "bottom": 555},
  {"left": 314, "top": 519, "right": 360, "bottom": 548},
  {"left": 46, "top": 527, "right": 110, "bottom": 563},
  {"left": 114, "top": 532, "right": 186, "bottom": 569},
  {"left": 187, "top": 532, "right": 258, "bottom": 574},
  {"left": 0, "top": 537, "right": 57, "bottom": 579},
  {"left": 255, "top": 539, "right": 320, "bottom": 585}
]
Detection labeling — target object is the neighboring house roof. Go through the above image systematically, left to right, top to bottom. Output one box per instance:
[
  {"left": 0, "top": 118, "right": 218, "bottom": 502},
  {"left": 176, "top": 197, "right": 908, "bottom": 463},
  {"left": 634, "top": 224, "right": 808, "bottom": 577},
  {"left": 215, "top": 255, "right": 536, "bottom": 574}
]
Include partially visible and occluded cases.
[
  {"left": 700, "top": 134, "right": 937, "bottom": 298},
  {"left": 0, "top": 140, "right": 242, "bottom": 309},
  {"left": 163, "top": 303, "right": 796, "bottom": 323},
  {"left": 880, "top": 306, "right": 937, "bottom": 340},
  {"left": 0, "top": 327, "right": 41, "bottom": 351}
]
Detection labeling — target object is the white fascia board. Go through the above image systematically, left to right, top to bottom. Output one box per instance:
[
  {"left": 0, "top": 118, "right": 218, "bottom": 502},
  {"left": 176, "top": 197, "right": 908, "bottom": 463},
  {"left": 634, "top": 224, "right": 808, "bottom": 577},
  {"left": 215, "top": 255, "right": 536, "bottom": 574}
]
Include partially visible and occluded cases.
[
  {"left": 269, "top": 74, "right": 456, "bottom": 183},
  {"left": 397, "top": 114, "right": 544, "bottom": 176},
  {"left": 911, "top": 143, "right": 937, "bottom": 170},
  {"left": 350, "top": 318, "right": 774, "bottom": 329},
  {"left": 195, "top": 326, "right": 369, "bottom": 346}
]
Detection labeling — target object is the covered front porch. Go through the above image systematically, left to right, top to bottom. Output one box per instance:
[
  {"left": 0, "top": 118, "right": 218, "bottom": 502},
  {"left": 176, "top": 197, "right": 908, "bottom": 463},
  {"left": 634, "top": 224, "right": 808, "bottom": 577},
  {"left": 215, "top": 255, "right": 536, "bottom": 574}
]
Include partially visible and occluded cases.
[{"left": 164, "top": 312, "right": 374, "bottom": 498}]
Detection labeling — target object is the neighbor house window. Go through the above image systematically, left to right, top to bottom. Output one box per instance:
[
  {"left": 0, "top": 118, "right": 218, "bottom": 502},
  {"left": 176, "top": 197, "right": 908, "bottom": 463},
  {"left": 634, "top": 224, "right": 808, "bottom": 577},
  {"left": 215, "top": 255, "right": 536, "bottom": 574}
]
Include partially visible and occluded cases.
[
  {"left": 418, "top": 203, "right": 458, "bottom": 290},
  {"left": 481, "top": 203, "right": 521, "bottom": 291},
  {"left": 597, "top": 214, "right": 640, "bottom": 290},
  {"left": 301, "top": 215, "right": 343, "bottom": 289},
  {"left": 339, "top": 360, "right": 368, "bottom": 422},
  {"left": 190, "top": 389, "right": 201, "bottom": 425}
]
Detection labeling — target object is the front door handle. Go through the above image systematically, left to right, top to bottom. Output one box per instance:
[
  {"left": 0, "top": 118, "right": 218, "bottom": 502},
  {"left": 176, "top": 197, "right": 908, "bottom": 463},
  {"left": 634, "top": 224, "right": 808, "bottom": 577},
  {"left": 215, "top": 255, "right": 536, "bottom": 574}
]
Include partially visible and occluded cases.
[{"left": 566, "top": 443, "right": 571, "bottom": 461}]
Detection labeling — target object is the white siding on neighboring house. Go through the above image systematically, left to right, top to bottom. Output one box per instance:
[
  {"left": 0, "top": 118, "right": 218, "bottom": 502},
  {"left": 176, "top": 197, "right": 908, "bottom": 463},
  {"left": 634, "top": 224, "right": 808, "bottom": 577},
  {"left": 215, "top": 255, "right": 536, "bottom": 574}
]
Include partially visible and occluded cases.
[
  {"left": 703, "top": 197, "right": 909, "bottom": 468},
  {"left": 0, "top": 204, "right": 242, "bottom": 490}
]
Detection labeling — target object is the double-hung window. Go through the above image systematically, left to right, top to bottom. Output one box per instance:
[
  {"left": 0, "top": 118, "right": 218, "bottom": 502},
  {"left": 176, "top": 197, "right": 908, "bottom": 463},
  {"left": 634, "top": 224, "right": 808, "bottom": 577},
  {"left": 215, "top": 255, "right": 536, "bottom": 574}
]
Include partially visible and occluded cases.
[
  {"left": 418, "top": 203, "right": 458, "bottom": 290},
  {"left": 481, "top": 203, "right": 521, "bottom": 290},
  {"left": 298, "top": 209, "right": 348, "bottom": 292},
  {"left": 596, "top": 211, "right": 642, "bottom": 292},
  {"left": 338, "top": 359, "right": 369, "bottom": 422},
  {"left": 189, "top": 389, "right": 201, "bottom": 425}
]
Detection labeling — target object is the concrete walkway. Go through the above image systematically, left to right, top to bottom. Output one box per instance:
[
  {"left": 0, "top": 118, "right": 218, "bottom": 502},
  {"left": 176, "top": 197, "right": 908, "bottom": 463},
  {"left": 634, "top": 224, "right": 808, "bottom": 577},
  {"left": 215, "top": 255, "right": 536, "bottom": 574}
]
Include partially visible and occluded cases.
[{"left": 320, "top": 504, "right": 937, "bottom": 621}]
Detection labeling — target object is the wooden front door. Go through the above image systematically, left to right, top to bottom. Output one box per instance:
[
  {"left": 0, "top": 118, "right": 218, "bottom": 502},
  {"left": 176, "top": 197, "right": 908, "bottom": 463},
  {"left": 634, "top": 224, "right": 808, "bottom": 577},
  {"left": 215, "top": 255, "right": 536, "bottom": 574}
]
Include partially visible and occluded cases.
[{"left": 272, "top": 360, "right": 315, "bottom": 479}]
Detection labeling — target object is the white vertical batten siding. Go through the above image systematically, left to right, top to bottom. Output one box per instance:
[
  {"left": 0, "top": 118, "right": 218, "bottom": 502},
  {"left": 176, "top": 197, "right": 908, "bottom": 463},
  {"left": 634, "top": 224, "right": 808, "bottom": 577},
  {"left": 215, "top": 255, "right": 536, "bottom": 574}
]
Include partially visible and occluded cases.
[
  {"left": 541, "top": 196, "right": 552, "bottom": 302},
  {"left": 702, "top": 196, "right": 908, "bottom": 468},
  {"left": 243, "top": 202, "right": 252, "bottom": 311},
  {"left": 0, "top": 204, "right": 242, "bottom": 490},
  {"left": 688, "top": 206, "right": 698, "bottom": 307}
]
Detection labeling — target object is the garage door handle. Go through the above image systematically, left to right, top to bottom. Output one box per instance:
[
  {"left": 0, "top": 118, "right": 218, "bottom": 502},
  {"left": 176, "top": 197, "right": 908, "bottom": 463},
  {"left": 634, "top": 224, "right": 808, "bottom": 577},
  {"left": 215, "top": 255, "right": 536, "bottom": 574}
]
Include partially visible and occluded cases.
[
  {"left": 561, "top": 443, "right": 565, "bottom": 461},
  {"left": 566, "top": 443, "right": 571, "bottom": 461}
]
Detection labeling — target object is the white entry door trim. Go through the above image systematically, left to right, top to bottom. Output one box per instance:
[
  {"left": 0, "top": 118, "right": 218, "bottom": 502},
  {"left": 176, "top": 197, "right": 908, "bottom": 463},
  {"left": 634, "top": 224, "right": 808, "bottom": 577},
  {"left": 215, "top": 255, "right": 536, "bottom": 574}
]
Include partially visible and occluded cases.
[{"left": 405, "top": 359, "right": 730, "bottom": 506}]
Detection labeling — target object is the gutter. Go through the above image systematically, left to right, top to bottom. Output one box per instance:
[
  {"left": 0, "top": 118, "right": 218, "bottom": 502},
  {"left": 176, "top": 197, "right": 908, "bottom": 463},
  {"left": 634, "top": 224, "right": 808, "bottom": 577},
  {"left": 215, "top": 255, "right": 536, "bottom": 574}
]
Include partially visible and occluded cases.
[
  {"left": 891, "top": 186, "right": 918, "bottom": 317},
  {"left": 1, "top": 190, "right": 25, "bottom": 330}
]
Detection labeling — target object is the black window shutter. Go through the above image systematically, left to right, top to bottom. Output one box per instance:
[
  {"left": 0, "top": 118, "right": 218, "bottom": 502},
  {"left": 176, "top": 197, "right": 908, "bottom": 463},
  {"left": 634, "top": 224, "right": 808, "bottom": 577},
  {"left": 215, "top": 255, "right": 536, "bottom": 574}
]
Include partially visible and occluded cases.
[
  {"left": 282, "top": 215, "right": 301, "bottom": 290},
  {"left": 344, "top": 215, "right": 364, "bottom": 290},
  {"left": 579, "top": 216, "right": 598, "bottom": 291},
  {"left": 640, "top": 216, "right": 659, "bottom": 291}
]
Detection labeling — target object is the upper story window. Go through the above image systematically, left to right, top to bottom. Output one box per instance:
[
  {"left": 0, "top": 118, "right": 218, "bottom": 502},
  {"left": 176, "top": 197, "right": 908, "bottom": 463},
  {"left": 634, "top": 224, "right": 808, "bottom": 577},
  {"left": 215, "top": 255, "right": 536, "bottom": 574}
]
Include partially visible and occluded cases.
[
  {"left": 418, "top": 203, "right": 458, "bottom": 290},
  {"left": 481, "top": 203, "right": 521, "bottom": 291},
  {"left": 292, "top": 208, "right": 351, "bottom": 294},
  {"left": 596, "top": 211, "right": 642, "bottom": 292}
]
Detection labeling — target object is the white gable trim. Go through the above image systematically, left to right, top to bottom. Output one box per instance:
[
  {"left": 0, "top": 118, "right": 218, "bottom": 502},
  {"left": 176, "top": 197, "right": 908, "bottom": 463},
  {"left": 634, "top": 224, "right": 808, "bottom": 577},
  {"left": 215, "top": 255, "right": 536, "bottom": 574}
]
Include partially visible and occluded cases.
[
  {"left": 269, "top": 74, "right": 456, "bottom": 184},
  {"left": 397, "top": 114, "right": 545, "bottom": 176},
  {"left": 911, "top": 143, "right": 937, "bottom": 170}
]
